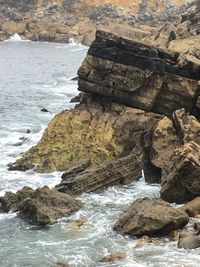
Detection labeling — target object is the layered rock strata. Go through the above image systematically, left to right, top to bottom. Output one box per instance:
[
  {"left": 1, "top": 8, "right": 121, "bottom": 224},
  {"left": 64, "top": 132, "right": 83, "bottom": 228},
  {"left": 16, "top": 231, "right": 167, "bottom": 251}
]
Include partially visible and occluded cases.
[
  {"left": 9, "top": 10, "right": 200, "bottom": 201},
  {"left": 78, "top": 30, "right": 200, "bottom": 116},
  {"left": 56, "top": 154, "right": 142, "bottom": 196}
]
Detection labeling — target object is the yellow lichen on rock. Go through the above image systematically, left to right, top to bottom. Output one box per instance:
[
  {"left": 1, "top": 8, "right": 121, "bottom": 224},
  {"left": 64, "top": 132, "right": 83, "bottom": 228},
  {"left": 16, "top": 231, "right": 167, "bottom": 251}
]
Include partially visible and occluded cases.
[
  {"left": 12, "top": 96, "right": 162, "bottom": 173},
  {"left": 15, "top": 102, "right": 123, "bottom": 172}
]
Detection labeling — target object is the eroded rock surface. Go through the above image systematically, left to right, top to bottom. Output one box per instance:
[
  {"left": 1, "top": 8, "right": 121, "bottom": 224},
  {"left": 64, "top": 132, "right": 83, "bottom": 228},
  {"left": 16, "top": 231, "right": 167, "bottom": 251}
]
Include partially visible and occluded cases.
[
  {"left": 78, "top": 30, "right": 200, "bottom": 116},
  {"left": 10, "top": 95, "right": 162, "bottom": 173},
  {"left": 161, "top": 141, "right": 200, "bottom": 203},
  {"left": 56, "top": 153, "right": 142, "bottom": 196},
  {"left": 0, "top": 186, "right": 83, "bottom": 225},
  {"left": 180, "top": 197, "right": 200, "bottom": 217},
  {"left": 113, "top": 198, "right": 189, "bottom": 237},
  {"left": 178, "top": 235, "right": 200, "bottom": 249}
]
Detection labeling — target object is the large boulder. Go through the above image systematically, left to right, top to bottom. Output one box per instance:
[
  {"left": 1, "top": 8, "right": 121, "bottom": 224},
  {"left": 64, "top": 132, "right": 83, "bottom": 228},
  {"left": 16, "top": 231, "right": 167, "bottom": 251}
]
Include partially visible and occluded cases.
[
  {"left": 9, "top": 96, "right": 162, "bottom": 173},
  {"left": 0, "top": 186, "right": 83, "bottom": 225},
  {"left": 113, "top": 198, "right": 189, "bottom": 237}
]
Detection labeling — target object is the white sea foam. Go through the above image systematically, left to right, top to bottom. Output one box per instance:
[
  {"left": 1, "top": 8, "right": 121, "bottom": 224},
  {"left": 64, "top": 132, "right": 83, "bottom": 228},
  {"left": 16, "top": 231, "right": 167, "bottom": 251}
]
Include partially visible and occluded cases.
[
  {"left": 5, "top": 33, "right": 30, "bottom": 42},
  {"left": 69, "top": 38, "right": 88, "bottom": 52},
  {"left": 1, "top": 40, "right": 200, "bottom": 267}
]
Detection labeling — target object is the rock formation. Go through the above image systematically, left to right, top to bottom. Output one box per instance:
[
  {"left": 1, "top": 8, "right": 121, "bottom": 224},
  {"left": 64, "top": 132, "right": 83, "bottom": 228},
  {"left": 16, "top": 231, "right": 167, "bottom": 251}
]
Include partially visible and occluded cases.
[
  {"left": 0, "top": 0, "right": 194, "bottom": 44},
  {"left": 8, "top": 4, "right": 200, "bottom": 203},
  {"left": 78, "top": 30, "right": 200, "bottom": 116},
  {"left": 10, "top": 95, "right": 162, "bottom": 173},
  {"left": 160, "top": 141, "right": 200, "bottom": 203},
  {"left": 56, "top": 154, "right": 142, "bottom": 195},
  {"left": 0, "top": 186, "right": 83, "bottom": 225},
  {"left": 113, "top": 198, "right": 189, "bottom": 237}
]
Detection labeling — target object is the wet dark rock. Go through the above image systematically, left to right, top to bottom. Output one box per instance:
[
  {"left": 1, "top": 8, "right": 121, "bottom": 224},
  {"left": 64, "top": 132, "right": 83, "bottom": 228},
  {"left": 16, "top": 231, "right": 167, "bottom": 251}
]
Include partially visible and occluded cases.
[
  {"left": 70, "top": 76, "right": 78, "bottom": 81},
  {"left": 69, "top": 93, "right": 82, "bottom": 103},
  {"left": 41, "top": 108, "right": 49, "bottom": 112},
  {"left": 13, "top": 136, "right": 28, "bottom": 146},
  {"left": 7, "top": 161, "right": 34, "bottom": 172},
  {"left": 0, "top": 186, "right": 34, "bottom": 212},
  {"left": 113, "top": 198, "right": 189, "bottom": 237},
  {"left": 193, "top": 222, "right": 200, "bottom": 234}
]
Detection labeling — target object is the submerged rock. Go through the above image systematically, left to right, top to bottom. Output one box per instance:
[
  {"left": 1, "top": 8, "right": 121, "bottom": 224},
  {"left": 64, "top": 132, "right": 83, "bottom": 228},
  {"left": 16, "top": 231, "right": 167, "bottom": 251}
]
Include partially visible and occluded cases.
[
  {"left": 41, "top": 108, "right": 49, "bottom": 112},
  {"left": 0, "top": 186, "right": 83, "bottom": 226},
  {"left": 113, "top": 198, "right": 189, "bottom": 237},
  {"left": 67, "top": 219, "right": 86, "bottom": 231},
  {"left": 99, "top": 252, "right": 126, "bottom": 262},
  {"left": 55, "top": 262, "right": 70, "bottom": 267}
]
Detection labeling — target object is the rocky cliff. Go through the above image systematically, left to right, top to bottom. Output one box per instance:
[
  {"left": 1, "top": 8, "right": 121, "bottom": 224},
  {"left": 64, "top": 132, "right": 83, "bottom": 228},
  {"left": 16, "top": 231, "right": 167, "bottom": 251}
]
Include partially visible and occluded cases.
[
  {"left": 0, "top": 0, "right": 194, "bottom": 44},
  {"left": 9, "top": 2, "right": 200, "bottom": 205},
  {"left": 2, "top": 4, "right": 200, "bottom": 251},
  {"left": 78, "top": 30, "right": 200, "bottom": 116}
]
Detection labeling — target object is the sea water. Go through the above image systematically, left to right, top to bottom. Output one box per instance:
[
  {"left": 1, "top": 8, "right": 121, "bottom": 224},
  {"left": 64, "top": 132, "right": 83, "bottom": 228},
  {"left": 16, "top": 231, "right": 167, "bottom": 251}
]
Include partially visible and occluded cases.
[{"left": 0, "top": 36, "right": 200, "bottom": 267}]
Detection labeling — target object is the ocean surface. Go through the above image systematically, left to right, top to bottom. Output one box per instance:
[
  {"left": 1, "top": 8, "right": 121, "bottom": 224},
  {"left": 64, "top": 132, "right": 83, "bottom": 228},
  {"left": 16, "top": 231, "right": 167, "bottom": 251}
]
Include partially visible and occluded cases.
[{"left": 0, "top": 34, "right": 200, "bottom": 267}]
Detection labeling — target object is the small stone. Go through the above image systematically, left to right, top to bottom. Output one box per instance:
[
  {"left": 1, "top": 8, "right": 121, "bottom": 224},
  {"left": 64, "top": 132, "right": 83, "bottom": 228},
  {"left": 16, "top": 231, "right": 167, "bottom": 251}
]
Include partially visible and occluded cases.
[
  {"left": 41, "top": 108, "right": 49, "bottom": 112},
  {"left": 135, "top": 236, "right": 152, "bottom": 247},
  {"left": 99, "top": 252, "right": 126, "bottom": 262},
  {"left": 55, "top": 262, "right": 70, "bottom": 267}
]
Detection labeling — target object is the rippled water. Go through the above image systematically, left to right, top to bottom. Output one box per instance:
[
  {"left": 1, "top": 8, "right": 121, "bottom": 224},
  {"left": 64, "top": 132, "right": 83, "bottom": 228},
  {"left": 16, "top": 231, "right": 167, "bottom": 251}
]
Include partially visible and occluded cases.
[{"left": 0, "top": 36, "right": 200, "bottom": 267}]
